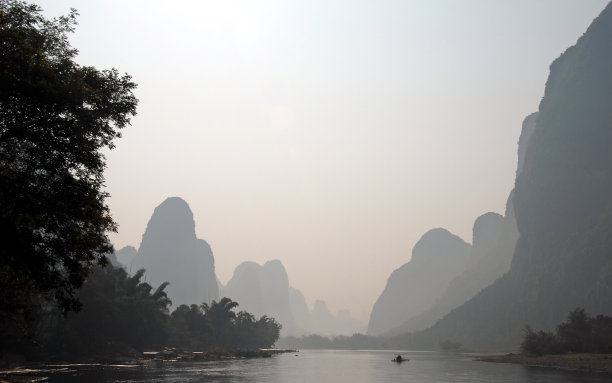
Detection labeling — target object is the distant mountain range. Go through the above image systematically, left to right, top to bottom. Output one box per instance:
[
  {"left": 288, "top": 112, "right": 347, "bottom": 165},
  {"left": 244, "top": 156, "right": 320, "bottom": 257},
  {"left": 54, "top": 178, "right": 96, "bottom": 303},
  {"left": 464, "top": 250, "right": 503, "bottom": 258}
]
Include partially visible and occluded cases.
[
  {"left": 113, "top": 2, "right": 612, "bottom": 343},
  {"left": 372, "top": 2, "right": 612, "bottom": 349},
  {"left": 367, "top": 111, "right": 538, "bottom": 339},
  {"left": 114, "top": 197, "right": 364, "bottom": 337},
  {"left": 385, "top": 208, "right": 516, "bottom": 336},
  {"left": 367, "top": 228, "right": 471, "bottom": 335},
  {"left": 220, "top": 260, "right": 300, "bottom": 335},
  {"left": 221, "top": 260, "right": 365, "bottom": 336}
]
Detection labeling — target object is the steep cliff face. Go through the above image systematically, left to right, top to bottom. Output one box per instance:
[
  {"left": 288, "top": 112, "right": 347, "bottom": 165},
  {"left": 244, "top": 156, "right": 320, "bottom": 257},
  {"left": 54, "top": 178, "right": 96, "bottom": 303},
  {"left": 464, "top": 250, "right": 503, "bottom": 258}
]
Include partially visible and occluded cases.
[
  {"left": 510, "top": 0, "right": 612, "bottom": 323},
  {"left": 407, "top": 3, "right": 612, "bottom": 349},
  {"left": 373, "top": 111, "right": 539, "bottom": 336},
  {"left": 516, "top": 112, "right": 538, "bottom": 177},
  {"left": 130, "top": 197, "right": 219, "bottom": 307},
  {"left": 388, "top": 211, "right": 510, "bottom": 334},
  {"left": 467, "top": 212, "right": 505, "bottom": 267},
  {"left": 367, "top": 228, "right": 471, "bottom": 335},
  {"left": 194, "top": 239, "right": 219, "bottom": 305},
  {"left": 114, "top": 245, "right": 137, "bottom": 268},
  {"left": 105, "top": 251, "right": 120, "bottom": 268},
  {"left": 222, "top": 260, "right": 300, "bottom": 335},
  {"left": 223, "top": 261, "right": 262, "bottom": 315},
  {"left": 289, "top": 286, "right": 312, "bottom": 333},
  {"left": 306, "top": 299, "right": 365, "bottom": 336},
  {"left": 311, "top": 300, "right": 336, "bottom": 335},
  {"left": 335, "top": 309, "right": 366, "bottom": 335}
]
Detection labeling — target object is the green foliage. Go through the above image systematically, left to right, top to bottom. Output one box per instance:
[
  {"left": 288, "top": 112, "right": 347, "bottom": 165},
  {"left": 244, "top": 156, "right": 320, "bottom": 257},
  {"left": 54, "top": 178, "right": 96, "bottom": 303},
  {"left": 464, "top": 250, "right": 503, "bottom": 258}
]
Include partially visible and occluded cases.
[
  {"left": 0, "top": 0, "right": 138, "bottom": 339},
  {"left": 2, "top": 266, "right": 282, "bottom": 361},
  {"left": 53, "top": 267, "right": 170, "bottom": 357},
  {"left": 201, "top": 297, "right": 239, "bottom": 346},
  {"left": 169, "top": 298, "right": 282, "bottom": 350},
  {"left": 169, "top": 304, "right": 213, "bottom": 350},
  {"left": 556, "top": 308, "right": 592, "bottom": 353},
  {"left": 521, "top": 309, "right": 612, "bottom": 356},
  {"left": 520, "top": 326, "right": 562, "bottom": 356}
]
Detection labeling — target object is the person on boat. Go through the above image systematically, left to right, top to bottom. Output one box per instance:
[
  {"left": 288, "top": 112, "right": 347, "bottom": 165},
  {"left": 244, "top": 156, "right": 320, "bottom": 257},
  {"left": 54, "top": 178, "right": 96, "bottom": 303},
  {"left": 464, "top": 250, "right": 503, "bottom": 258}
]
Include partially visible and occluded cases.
[{"left": 394, "top": 355, "right": 403, "bottom": 362}]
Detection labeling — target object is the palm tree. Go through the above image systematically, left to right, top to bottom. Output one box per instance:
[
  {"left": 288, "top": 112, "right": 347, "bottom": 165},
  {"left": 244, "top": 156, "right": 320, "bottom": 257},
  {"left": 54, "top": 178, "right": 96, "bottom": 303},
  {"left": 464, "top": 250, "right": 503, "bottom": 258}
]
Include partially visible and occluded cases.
[{"left": 202, "top": 297, "right": 239, "bottom": 347}]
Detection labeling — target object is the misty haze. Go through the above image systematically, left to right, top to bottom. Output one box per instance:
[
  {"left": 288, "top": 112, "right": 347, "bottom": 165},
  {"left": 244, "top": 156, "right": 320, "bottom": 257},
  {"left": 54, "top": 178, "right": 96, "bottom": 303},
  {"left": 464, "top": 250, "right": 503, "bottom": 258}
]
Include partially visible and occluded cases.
[{"left": 2, "top": 0, "right": 612, "bottom": 382}]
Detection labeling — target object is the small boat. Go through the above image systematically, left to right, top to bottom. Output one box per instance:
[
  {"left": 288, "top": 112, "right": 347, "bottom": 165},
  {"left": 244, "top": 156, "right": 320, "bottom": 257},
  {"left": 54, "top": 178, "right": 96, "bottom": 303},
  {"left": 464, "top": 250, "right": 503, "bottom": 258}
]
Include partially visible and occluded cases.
[{"left": 392, "top": 355, "right": 409, "bottom": 363}]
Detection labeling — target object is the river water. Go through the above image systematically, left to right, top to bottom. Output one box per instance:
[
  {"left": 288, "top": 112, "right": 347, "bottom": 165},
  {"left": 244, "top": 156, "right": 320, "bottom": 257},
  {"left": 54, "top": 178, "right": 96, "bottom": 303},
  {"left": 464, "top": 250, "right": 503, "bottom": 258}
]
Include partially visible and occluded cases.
[{"left": 25, "top": 350, "right": 611, "bottom": 382}]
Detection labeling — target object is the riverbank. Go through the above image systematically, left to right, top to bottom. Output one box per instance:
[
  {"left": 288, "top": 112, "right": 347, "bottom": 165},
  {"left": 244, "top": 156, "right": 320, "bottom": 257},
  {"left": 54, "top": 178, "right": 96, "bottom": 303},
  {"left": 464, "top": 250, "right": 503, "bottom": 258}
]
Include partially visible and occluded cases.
[
  {"left": 141, "top": 347, "right": 297, "bottom": 361},
  {"left": 0, "top": 348, "right": 298, "bottom": 382},
  {"left": 476, "top": 353, "right": 612, "bottom": 374}
]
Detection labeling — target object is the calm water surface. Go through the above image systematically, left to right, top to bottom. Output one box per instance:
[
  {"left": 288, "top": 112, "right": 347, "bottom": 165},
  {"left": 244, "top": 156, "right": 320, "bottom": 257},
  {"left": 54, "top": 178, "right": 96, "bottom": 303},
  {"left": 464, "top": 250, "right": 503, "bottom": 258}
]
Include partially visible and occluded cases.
[{"left": 33, "top": 350, "right": 610, "bottom": 382}]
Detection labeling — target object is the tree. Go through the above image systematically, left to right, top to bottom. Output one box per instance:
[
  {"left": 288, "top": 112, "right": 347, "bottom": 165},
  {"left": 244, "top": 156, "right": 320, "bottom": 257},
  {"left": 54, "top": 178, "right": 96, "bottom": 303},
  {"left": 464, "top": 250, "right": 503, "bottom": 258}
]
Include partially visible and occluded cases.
[
  {"left": 0, "top": 0, "right": 137, "bottom": 335},
  {"left": 53, "top": 266, "right": 170, "bottom": 358},
  {"left": 202, "top": 297, "right": 239, "bottom": 347},
  {"left": 167, "top": 299, "right": 282, "bottom": 350},
  {"left": 169, "top": 304, "right": 212, "bottom": 349},
  {"left": 556, "top": 308, "right": 593, "bottom": 353},
  {"left": 520, "top": 309, "right": 612, "bottom": 355},
  {"left": 233, "top": 312, "right": 281, "bottom": 349},
  {"left": 254, "top": 315, "right": 281, "bottom": 348},
  {"left": 590, "top": 315, "right": 612, "bottom": 353},
  {"left": 520, "top": 325, "right": 562, "bottom": 356}
]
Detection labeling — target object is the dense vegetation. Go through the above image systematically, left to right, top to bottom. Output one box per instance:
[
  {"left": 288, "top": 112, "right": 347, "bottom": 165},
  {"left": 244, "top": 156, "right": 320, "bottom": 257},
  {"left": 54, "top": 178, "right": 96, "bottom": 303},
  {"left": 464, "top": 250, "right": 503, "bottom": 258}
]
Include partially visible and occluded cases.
[
  {"left": 0, "top": 0, "right": 137, "bottom": 343},
  {"left": 0, "top": 2, "right": 282, "bottom": 363},
  {"left": 4, "top": 265, "right": 281, "bottom": 362},
  {"left": 169, "top": 297, "right": 281, "bottom": 351},
  {"left": 521, "top": 309, "right": 612, "bottom": 356}
]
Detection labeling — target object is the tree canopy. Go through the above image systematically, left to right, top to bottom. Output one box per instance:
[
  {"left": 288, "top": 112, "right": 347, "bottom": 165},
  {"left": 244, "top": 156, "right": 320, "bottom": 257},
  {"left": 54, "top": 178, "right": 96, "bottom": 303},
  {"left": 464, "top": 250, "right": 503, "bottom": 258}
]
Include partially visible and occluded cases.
[
  {"left": 0, "top": 0, "right": 138, "bottom": 332},
  {"left": 0, "top": 2, "right": 283, "bottom": 361},
  {"left": 4, "top": 264, "right": 281, "bottom": 359},
  {"left": 50, "top": 266, "right": 171, "bottom": 359},
  {"left": 169, "top": 298, "right": 282, "bottom": 350},
  {"left": 521, "top": 308, "right": 612, "bottom": 356}
]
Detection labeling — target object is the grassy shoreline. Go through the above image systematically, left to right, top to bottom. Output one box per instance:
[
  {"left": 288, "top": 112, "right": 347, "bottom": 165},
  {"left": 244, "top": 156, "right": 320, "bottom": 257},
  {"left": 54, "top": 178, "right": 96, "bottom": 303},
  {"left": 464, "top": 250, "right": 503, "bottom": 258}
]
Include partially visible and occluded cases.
[{"left": 476, "top": 353, "right": 612, "bottom": 375}]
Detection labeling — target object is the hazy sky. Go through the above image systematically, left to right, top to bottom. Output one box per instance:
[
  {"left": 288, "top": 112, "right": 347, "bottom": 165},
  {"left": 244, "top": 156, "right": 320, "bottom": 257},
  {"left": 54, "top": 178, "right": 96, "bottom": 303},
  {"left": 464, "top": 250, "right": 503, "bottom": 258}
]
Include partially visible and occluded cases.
[{"left": 39, "top": 0, "right": 609, "bottom": 322}]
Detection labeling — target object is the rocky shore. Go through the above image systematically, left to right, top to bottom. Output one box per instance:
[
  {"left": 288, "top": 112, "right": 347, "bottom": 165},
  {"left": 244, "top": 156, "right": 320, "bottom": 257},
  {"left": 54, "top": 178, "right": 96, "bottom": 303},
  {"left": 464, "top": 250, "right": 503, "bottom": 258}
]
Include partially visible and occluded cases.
[{"left": 476, "top": 353, "right": 612, "bottom": 374}]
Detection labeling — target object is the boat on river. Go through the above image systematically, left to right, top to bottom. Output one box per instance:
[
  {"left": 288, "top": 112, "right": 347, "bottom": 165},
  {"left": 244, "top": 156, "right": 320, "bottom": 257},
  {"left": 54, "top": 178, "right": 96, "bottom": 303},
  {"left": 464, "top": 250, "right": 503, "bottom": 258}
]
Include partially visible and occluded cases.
[{"left": 392, "top": 355, "right": 409, "bottom": 363}]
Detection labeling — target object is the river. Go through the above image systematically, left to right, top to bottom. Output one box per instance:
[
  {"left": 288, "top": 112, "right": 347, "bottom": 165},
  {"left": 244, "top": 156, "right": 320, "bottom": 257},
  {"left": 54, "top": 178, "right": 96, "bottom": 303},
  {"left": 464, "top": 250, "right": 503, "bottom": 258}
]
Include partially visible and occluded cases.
[{"left": 18, "top": 350, "right": 611, "bottom": 382}]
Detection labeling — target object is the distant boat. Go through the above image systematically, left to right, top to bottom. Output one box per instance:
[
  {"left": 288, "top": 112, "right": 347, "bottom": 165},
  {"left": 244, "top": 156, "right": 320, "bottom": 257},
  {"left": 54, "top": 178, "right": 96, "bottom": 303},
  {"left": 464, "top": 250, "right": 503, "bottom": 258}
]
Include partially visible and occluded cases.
[{"left": 392, "top": 355, "right": 409, "bottom": 363}]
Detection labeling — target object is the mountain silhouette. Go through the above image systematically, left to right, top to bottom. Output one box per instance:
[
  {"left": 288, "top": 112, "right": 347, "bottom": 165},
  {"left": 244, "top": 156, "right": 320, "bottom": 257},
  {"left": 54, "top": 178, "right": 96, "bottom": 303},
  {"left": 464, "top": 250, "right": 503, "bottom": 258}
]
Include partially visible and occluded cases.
[
  {"left": 403, "top": 4, "right": 612, "bottom": 349},
  {"left": 383, "top": 111, "right": 538, "bottom": 335},
  {"left": 129, "top": 197, "right": 219, "bottom": 307},
  {"left": 367, "top": 228, "right": 471, "bottom": 335},
  {"left": 222, "top": 260, "right": 300, "bottom": 336}
]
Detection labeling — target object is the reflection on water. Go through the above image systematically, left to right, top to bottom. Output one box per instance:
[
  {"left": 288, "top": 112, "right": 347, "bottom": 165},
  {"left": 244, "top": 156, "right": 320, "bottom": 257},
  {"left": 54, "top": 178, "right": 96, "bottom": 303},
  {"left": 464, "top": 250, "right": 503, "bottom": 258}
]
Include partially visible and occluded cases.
[{"left": 21, "top": 350, "right": 612, "bottom": 383}]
